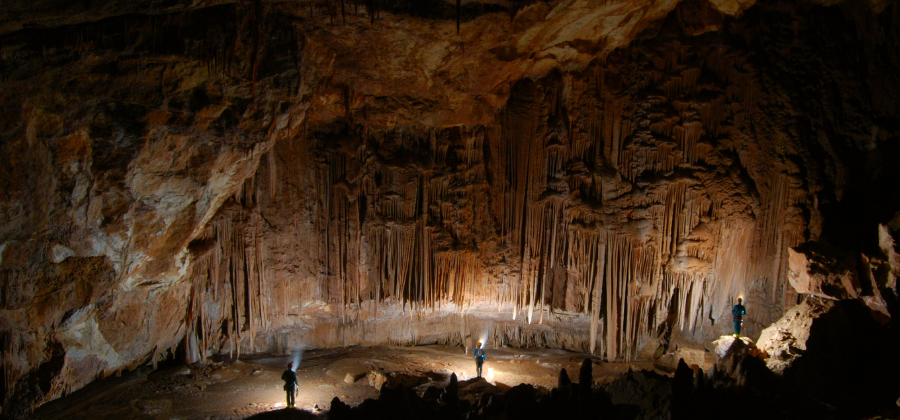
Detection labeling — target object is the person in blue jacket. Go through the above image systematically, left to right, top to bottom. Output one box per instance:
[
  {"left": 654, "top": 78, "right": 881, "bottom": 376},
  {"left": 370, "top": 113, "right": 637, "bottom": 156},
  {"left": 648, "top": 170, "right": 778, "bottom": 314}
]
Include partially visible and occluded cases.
[
  {"left": 732, "top": 298, "right": 746, "bottom": 337},
  {"left": 473, "top": 342, "right": 486, "bottom": 378}
]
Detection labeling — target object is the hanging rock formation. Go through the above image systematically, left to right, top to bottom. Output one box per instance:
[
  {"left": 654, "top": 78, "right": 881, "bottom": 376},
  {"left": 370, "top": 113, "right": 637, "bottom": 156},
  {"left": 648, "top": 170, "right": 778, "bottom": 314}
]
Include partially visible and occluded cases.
[
  {"left": 1, "top": 0, "right": 899, "bottom": 417},
  {"left": 786, "top": 228, "right": 896, "bottom": 322},
  {"left": 787, "top": 243, "right": 861, "bottom": 300}
]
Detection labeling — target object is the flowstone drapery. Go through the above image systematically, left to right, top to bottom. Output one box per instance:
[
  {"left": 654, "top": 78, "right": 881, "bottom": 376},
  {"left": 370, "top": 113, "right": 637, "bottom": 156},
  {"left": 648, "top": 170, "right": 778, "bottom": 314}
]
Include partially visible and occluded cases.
[{"left": 182, "top": 37, "right": 811, "bottom": 363}]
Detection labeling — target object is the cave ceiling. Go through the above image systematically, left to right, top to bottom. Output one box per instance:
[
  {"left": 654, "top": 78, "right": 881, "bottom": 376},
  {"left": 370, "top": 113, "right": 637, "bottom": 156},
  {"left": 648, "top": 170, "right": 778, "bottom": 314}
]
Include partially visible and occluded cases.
[{"left": 1, "top": 0, "right": 899, "bottom": 417}]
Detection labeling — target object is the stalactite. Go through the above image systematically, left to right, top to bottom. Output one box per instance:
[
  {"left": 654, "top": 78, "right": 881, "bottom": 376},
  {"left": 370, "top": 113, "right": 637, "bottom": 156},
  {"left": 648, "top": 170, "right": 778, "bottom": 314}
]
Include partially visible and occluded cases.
[
  {"left": 165, "top": 33, "right": 820, "bottom": 364},
  {"left": 672, "top": 121, "right": 703, "bottom": 164},
  {"left": 661, "top": 181, "right": 687, "bottom": 257}
]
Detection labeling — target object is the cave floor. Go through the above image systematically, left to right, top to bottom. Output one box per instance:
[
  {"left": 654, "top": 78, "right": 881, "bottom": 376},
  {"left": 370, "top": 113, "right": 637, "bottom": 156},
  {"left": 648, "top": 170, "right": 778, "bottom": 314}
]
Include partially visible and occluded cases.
[{"left": 30, "top": 345, "right": 657, "bottom": 420}]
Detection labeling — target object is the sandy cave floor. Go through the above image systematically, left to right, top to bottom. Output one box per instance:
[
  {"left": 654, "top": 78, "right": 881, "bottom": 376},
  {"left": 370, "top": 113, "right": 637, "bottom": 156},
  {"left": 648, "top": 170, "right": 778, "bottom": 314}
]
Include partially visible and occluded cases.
[{"left": 30, "top": 345, "right": 658, "bottom": 420}]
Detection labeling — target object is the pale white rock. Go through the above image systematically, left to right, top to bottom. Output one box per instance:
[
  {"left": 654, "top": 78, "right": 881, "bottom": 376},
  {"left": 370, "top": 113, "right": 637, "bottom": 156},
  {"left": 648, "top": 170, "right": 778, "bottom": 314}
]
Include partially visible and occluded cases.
[
  {"left": 52, "top": 244, "right": 76, "bottom": 264},
  {"left": 756, "top": 298, "right": 833, "bottom": 375},
  {"left": 56, "top": 307, "right": 124, "bottom": 397},
  {"left": 711, "top": 335, "right": 757, "bottom": 376},
  {"left": 711, "top": 335, "right": 754, "bottom": 360},
  {"left": 367, "top": 371, "right": 388, "bottom": 390}
]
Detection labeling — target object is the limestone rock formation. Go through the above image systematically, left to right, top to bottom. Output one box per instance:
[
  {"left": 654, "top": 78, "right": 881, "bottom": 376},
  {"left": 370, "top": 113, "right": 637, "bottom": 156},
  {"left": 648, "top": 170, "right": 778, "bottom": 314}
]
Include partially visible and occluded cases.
[
  {"left": 1, "top": 0, "right": 899, "bottom": 417},
  {"left": 877, "top": 224, "right": 900, "bottom": 293},
  {"left": 787, "top": 227, "right": 898, "bottom": 323},
  {"left": 787, "top": 243, "right": 861, "bottom": 300},
  {"left": 757, "top": 297, "right": 900, "bottom": 412},
  {"left": 756, "top": 298, "right": 832, "bottom": 375},
  {"left": 711, "top": 335, "right": 761, "bottom": 376},
  {"left": 653, "top": 347, "right": 714, "bottom": 373},
  {"left": 366, "top": 370, "right": 433, "bottom": 391}
]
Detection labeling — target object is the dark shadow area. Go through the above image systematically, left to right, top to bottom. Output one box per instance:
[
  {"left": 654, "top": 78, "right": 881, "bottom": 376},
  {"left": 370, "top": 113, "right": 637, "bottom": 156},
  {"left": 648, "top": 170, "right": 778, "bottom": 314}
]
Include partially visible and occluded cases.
[
  {"left": 738, "top": 0, "right": 900, "bottom": 254},
  {"left": 784, "top": 299, "right": 900, "bottom": 417},
  {"left": 244, "top": 408, "right": 321, "bottom": 420}
]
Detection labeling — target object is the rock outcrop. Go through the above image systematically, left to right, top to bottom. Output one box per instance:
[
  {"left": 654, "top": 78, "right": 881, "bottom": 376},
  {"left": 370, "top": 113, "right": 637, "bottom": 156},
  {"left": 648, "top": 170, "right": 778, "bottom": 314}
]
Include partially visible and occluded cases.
[
  {"left": 759, "top": 222, "right": 900, "bottom": 410},
  {"left": 786, "top": 223, "right": 900, "bottom": 323},
  {"left": 875, "top": 224, "right": 900, "bottom": 295},
  {"left": 787, "top": 244, "right": 861, "bottom": 300},
  {"left": 757, "top": 297, "right": 900, "bottom": 414},
  {"left": 756, "top": 298, "right": 831, "bottom": 375},
  {"left": 711, "top": 335, "right": 761, "bottom": 376},
  {"left": 653, "top": 347, "right": 714, "bottom": 373},
  {"left": 329, "top": 359, "right": 617, "bottom": 420}
]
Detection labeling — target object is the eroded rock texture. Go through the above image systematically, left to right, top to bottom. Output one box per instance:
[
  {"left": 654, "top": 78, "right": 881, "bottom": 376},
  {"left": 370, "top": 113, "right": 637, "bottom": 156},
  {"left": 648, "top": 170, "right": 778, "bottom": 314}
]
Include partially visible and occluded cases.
[
  {"left": 1, "top": 0, "right": 899, "bottom": 417},
  {"left": 757, "top": 297, "right": 900, "bottom": 414}
]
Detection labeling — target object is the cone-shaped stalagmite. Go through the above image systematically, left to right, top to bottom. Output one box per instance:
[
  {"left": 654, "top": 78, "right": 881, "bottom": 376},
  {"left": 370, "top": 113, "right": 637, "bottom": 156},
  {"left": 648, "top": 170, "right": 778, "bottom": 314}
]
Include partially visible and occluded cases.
[{"left": 558, "top": 368, "right": 572, "bottom": 390}]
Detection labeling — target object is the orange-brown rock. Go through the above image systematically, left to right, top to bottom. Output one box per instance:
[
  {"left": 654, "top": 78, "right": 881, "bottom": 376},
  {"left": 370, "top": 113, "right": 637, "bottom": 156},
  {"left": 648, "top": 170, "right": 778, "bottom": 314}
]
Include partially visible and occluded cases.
[{"left": 787, "top": 243, "right": 861, "bottom": 300}]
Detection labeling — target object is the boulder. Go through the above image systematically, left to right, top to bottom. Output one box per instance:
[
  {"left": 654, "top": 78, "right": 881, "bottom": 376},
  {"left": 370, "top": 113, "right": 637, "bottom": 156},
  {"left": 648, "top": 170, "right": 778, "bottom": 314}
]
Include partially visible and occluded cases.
[
  {"left": 788, "top": 243, "right": 861, "bottom": 300},
  {"left": 859, "top": 254, "right": 892, "bottom": 324},
  {"left": 756, "top": 297, "right": 833, "bottom": 375},
  {"left": 758, "top": 297, "right": 900, "bottom": 411},
  {"left": 711, "top": 335, "right": 761, "bottom": 376},
  {"left": 654, "top": 347, "right": 715, "bottom": 373},
  {"left": 734, "top": 351, "right": 778, "bottom": 391},
  {"left": 367, "top": 370, "right": 388, "bottom": 390},
  {"left": 606, "top": 370, "right": 672, "bottom": 420},
  {"left": 366, "top": 371, "right": 430, "bottom": 391},
  {"left": 345, "top": 372, "right": 363, "bottom": 384},
  {"left": 457, "top": 376, "right": 504, "bottom": 405},
  {"left": 503, "top": 384, "right": 539, "bottom": 420},
  {"left": 421, "top": 385, "right": 444, "bottom": 401},
  {"left": 479, "top": 393, "right": 505, "bottom": 417},
  {"left": 329, "top": 397, "right": 352, "bottom": 420}
]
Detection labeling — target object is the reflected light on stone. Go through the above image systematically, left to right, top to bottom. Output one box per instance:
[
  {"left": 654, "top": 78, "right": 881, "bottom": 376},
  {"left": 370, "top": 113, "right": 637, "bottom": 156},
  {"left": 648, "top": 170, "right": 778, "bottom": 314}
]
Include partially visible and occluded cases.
[{"left": 268, "top": 386, "right": 302, "bottom": 410}]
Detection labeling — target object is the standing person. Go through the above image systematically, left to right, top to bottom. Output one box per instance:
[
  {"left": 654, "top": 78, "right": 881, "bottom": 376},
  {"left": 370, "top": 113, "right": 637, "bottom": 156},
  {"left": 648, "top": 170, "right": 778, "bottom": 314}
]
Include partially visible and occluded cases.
[
  {"left": 732, "top": 298, "right": 746, "bottom": 337},
  {"left": 473, "top": 342, "right": 486, "bottom": 378},
  {"left": 282, "top": 362, "right": 298, "bottom": 408}
]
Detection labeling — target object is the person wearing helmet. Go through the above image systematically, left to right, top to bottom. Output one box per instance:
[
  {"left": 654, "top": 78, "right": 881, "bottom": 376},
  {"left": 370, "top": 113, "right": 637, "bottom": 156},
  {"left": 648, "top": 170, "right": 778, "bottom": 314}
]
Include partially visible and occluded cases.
[
  {"left": 732, "top": 298, "right": 746, "bottom": 337},
  {"left": 473, "top": 342, "right": 486, "bottom": 378},
  {"left": 282, "top": 362, "right": 298, "bottom": 408}
]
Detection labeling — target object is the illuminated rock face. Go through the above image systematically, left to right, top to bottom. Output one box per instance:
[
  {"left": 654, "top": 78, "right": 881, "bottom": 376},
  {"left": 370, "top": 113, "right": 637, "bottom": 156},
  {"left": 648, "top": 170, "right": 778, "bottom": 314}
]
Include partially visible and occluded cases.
[{"left": 1, "top": 0, "right": 899, "bottom": 417}]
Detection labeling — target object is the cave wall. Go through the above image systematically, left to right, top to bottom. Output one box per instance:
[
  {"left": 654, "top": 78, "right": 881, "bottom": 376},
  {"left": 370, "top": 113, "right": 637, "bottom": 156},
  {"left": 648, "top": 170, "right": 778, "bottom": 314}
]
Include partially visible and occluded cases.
[
  {"left": 1, "top": 0, "right": 899, "bottom": 417},
  {"left": 0, "top": 5, "right": 292, "bottom": 417},
  {"left": 193, "top": 17, "right": 810, "bottom": 362}
]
